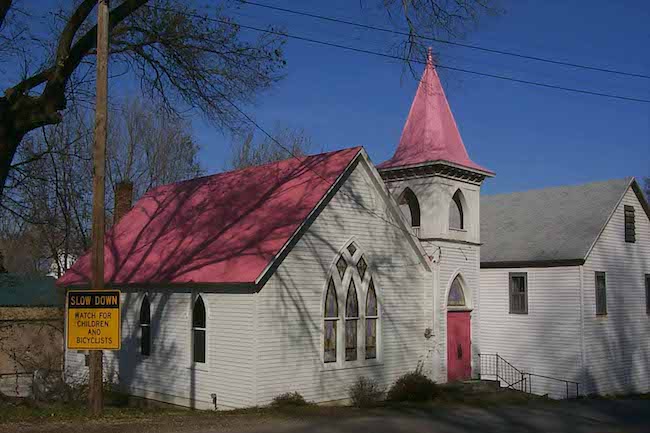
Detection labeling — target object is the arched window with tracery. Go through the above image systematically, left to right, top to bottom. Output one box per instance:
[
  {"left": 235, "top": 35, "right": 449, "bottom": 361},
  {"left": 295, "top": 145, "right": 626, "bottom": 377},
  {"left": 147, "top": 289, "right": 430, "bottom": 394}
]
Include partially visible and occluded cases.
[
  {"left": 449, "top": 190, "right": 464, "bottom": 230},
  {"left": 323, "top": 242, "right": 379, "bottom": 365},
  {"left": 192, "top": 295, "right": 206, "bottom": 363},
  {"left": 139, "top": 296, "right": 151, "bottom": 356}
]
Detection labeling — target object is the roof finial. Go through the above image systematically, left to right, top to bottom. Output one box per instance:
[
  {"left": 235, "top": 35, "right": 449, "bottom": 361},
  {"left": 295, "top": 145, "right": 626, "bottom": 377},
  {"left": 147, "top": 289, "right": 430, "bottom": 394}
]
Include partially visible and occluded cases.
[{"left": 427, "top": 47, "right": 433, "bottom": 67}]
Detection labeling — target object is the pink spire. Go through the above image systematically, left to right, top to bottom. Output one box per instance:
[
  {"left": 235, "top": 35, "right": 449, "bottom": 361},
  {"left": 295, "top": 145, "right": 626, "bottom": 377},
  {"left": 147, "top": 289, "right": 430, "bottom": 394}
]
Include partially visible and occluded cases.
[{"left": 379, "top": 49, "right": 491, "bottom": 173}]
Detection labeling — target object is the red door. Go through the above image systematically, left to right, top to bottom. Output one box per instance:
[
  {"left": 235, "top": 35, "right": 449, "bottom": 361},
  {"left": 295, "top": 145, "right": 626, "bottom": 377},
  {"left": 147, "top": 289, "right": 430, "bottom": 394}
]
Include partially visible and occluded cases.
[{"left": 447, "top": 311, "right": 471, "bottom": 382}]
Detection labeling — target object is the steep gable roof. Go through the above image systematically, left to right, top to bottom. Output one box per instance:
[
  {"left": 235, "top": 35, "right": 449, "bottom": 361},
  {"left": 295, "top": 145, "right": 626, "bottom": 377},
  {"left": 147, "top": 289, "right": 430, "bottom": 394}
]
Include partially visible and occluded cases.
[
  {"left": 379, "top": 50, "right": 491, "bottom": 174},
  {"left": 58, "top": 147, "right": 362, "bottom": 287},
  {"left": 481, "top": 178, "right": 643, "bottom": 267}
]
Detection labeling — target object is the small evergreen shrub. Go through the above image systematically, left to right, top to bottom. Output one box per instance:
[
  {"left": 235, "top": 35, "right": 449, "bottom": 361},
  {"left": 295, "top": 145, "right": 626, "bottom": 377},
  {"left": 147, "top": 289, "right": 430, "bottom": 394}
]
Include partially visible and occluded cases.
[
  {"left": 387, "top": 368, "right": 437, "bottom": 402},
  {"left": 349, "top": 376, "right": 384, "bottom": 407},
  {"left": 271, "top": 391, "right": 309, "bottom": 407}
]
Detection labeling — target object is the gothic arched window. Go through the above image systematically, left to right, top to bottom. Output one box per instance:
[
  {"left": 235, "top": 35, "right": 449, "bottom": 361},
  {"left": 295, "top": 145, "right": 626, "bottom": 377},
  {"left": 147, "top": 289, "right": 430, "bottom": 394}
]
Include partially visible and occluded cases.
[
  {"left": 399, "top": 188, "right": 421, "bottom": 228},
  {"left": 449, "top": 190, "right": 464, "bottom": 230},
  {"left": 323, "top": 243, "right": 380, "bottom": 365},
  {"left": 448, "top": 276, "right": 466, "bottom": 307},
  {"left": 324, "top": 279, "right": 338, "bottom": 363},
  {"left": 345, "top": 280, "right": 359, "bottom": 361},
  {"left": 365, "top": 280, "right": 378, "bottom": 359},
  {"left": 192, "top": 295, "right": 206, "bottom": 363},
  {"left": 139, "top": 296, "right": 151, "bottom": 356}
]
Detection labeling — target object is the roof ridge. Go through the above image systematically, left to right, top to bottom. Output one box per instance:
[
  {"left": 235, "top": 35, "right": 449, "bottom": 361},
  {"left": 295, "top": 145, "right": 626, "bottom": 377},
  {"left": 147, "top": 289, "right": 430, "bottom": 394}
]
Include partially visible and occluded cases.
[
  {"left": 57, "top": 146, "right": 363, "bottom": 287},
  {"left": 143, "top": 146, "right": 363, "bottom": 197},
  {"left": 482, "top": 177, "right": 633, "bottom": 199}
]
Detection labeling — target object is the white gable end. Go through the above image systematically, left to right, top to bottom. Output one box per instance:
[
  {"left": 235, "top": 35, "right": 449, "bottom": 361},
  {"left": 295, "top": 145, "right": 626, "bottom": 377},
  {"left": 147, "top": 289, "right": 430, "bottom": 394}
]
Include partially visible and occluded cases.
[
  {"left": 254, "top": 157, "right": 432, "bottom": 405},
  {"left": 581, "top": 185, "right": 650, "bottom": 395}
]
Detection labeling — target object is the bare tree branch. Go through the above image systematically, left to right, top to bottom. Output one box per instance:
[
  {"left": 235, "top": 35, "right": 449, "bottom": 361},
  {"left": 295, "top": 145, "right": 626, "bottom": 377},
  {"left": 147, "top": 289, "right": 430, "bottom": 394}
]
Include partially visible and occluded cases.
[{"left": 0, "top": 0, "right": 13, "bottom": 29}]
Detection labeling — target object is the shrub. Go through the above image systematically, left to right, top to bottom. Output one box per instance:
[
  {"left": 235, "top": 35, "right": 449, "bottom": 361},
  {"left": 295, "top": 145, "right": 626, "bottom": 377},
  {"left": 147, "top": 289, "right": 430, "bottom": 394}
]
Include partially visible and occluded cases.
[
  {"left": 387, "top": 368, "right": 437, "bottom": 402},
  {"left": 349, "top": 376, "right": 384, "bottom": 408},
  {"left": 270, "top": 391, "right": 309, "bottom": 408}
]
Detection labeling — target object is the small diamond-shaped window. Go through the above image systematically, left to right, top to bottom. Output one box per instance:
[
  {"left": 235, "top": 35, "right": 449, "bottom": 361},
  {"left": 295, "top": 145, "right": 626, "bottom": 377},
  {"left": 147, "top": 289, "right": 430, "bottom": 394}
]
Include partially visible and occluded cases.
[
  {"left": 347, "top": 243, "right": 357, "bottom": 256},
  {"left": 336, "top": 256, "right": 347, "bottom": 278},
  {"left": 356, "top": 256, "right": 368, "bottom": 279}
]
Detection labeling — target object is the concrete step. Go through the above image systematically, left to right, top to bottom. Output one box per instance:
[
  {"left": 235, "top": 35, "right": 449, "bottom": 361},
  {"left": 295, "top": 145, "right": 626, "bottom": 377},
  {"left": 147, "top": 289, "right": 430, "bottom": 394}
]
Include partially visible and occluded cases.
[{"left": 441, "top": 379, "right": 502, "bottom": 395}]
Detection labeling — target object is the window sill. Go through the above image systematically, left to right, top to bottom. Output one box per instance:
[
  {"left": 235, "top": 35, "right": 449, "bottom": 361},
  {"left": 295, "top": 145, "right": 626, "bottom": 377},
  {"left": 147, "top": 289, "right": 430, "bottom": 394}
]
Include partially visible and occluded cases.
[
  {"left": 449, "top": 228, "right": 467, "bottom": 233},
  {"left": 321, "top": 360, "right": 383, "bottom": 372},
  {"left": 187, "top": 364, "right": 209, "bottom": 373}
]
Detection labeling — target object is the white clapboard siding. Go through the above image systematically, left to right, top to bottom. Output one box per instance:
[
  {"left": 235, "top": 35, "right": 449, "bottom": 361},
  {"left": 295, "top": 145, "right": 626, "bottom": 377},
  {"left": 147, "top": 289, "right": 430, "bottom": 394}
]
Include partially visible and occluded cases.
[
  {"left": 254, "top": 160, "right": 431, "bottom": 405},
  {"left": 582, "top": 186, "right": 650, "bottom": 396},
  {"left": 420, "top": 240, "right": 480, "bottom": 383},
  {"left": 480, "top": 266, "right": 582, "bottom": 398},
  {"left": 66, "top": 289, "right": 256, "bottom": 410},
  {"left": 119, "top": 289, "right": 254, "bottom": 409}
]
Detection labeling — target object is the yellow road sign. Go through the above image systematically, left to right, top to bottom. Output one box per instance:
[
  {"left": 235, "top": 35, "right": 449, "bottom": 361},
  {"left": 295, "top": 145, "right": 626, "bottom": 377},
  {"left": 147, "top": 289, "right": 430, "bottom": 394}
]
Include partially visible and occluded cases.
[{"left": 67, "top": 290, "right": 121, "bottom": 350}]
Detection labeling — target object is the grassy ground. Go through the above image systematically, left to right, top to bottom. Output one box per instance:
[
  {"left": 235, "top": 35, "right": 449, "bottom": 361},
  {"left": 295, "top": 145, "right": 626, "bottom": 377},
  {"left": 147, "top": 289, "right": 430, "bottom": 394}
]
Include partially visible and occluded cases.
[
  {"left": 0, "top": 387, "right": 548, "bottom": 425},
  {"left": 3, "top": 392, "right": 650, "bottom": 433}
]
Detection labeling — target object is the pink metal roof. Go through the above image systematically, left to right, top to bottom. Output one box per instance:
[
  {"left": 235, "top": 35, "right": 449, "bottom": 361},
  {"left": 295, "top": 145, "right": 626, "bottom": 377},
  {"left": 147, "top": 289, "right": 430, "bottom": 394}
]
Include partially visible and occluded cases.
[
  {"left": 379, "top": 51, "right": 491, "bottom": 174},
  {"left": 58, "top": 147, "right": 361, "bottom": 287}
]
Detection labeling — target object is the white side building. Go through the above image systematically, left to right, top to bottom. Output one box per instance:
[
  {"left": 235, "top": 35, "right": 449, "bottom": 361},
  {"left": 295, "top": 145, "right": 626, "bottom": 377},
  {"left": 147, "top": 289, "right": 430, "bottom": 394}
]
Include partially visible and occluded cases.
[{"left": 479, "top": 177, "right": 650, "bottom": 398}]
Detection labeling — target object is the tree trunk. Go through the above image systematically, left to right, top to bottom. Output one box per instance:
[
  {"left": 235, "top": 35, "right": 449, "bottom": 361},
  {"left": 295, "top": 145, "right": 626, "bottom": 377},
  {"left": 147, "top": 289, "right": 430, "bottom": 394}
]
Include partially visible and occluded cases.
[{"left": 0, "top": 100, "right": 24, "bottom": 201}]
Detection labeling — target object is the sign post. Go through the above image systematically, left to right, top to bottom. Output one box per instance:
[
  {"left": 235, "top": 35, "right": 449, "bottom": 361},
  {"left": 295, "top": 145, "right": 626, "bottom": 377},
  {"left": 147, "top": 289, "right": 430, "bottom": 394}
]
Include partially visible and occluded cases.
[{"left": 67, "top": 290, "right": 121, "bottom": 351}]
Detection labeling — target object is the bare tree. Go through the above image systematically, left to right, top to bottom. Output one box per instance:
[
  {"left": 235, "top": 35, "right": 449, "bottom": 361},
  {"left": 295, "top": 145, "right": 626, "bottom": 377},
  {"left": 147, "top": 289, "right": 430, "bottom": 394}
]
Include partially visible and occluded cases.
[
  {"left": 0, "top": 0, "right": 286, "bottom": 200},
  {"left": 375, "top": 0, "right": 499, "bottom": 64},
  {"left": 0, "top": 1, "right": 499, "bottom": 200},
  {"left": 1, "top": 98, "right": 201, "bottom": 277},
  {"left": 107, "top": 98, "right": 202, "bottom": 200},
  {"left": 228, "top": 125, "right": 314, "bottom": 170},
  {"left": 644, "top": 177, "right": 649, "bottom": 200}
]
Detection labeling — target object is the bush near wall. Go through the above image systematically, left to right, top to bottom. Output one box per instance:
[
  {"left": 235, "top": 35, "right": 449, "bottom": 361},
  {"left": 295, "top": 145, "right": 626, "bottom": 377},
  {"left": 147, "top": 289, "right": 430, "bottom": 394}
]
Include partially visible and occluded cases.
[
  {"left": 386, "top": 369, "right": 438, "bottom": 402},
  {"left": 349, "top": 377, "right": 384, "bottom": 407}
]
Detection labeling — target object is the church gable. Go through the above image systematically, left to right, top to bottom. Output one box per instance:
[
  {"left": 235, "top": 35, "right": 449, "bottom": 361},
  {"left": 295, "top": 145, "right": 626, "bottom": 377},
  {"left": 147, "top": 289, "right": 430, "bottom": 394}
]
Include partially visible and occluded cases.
[
  {"left": 260, "top": 151, "right": 432, "bottom": 286},
  {"left": 254, "top": 152, "right": 433, "bottom": 404}
]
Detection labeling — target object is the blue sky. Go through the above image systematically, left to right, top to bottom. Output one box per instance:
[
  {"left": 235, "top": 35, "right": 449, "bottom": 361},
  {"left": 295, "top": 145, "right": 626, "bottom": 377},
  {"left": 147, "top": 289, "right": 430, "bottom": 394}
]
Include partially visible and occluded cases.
[
  {"left": 191, "top": 0, "right": 649, "bottom": 194},
  {"left": 6, "top": 1, "right": 648, "bottom": 195}
]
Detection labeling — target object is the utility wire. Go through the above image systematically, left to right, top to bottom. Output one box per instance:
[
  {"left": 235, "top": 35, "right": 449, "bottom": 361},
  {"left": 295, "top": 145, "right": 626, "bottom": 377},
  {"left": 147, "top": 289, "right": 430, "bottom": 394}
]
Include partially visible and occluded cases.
[
  {"left": 241, "top": 0, "right": 650, "bottom": 80},
  {"left": 146, "top": 5, "right": 650, "bottom": 103},
  {"left": 207, "top": 78, "right": 429, "bottom": 246}
]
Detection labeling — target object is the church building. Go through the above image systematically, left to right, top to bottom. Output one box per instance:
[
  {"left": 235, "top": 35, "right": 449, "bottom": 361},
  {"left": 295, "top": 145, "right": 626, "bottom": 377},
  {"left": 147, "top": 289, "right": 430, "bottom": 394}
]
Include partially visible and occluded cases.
[
  {"left": 58, "top": 50, "right": 649, "bottom": 408},
  {"left": 59, "top": 51, "right": 491, "bottom": 409}
]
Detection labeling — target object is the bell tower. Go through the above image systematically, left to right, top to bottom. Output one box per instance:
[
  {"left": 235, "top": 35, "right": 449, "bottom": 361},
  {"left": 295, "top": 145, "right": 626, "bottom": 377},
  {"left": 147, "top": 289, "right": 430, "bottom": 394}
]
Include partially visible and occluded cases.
[{"left": 378, "top": 49, "right": 493, "bottom": 383}]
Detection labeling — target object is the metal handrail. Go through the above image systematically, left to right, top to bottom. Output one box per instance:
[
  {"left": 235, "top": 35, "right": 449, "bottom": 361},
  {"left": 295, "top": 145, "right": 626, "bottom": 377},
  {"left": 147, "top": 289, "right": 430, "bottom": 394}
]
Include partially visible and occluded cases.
[
  {"left": 478, "top": 353, "right": 580, "bottom": 399},
  {"left": 478, "top": 353, "right": 527, "bottom": 392},
  {"left": 524, "top": 372, "right": 580, "bottom": 399}
]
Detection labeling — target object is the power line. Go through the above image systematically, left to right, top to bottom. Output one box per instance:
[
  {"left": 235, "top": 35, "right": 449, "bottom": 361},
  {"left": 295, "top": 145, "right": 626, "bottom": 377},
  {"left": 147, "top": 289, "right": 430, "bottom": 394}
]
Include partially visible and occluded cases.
[
  {"left": 241, "top": 0, "right": 650, "bottom": 80},
  {"left": 146, "top": 5, "right": 650, "bottom": 103},
  {"left": 207, "top": 77, "right": 427, "bottom": 244}
]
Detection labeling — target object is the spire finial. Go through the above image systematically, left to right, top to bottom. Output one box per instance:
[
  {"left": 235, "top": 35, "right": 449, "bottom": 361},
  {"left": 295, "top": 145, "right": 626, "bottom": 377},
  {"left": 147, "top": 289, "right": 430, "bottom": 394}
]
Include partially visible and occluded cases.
[{"left": 427, "top": 47, "right": 433, "bottom": 66}]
